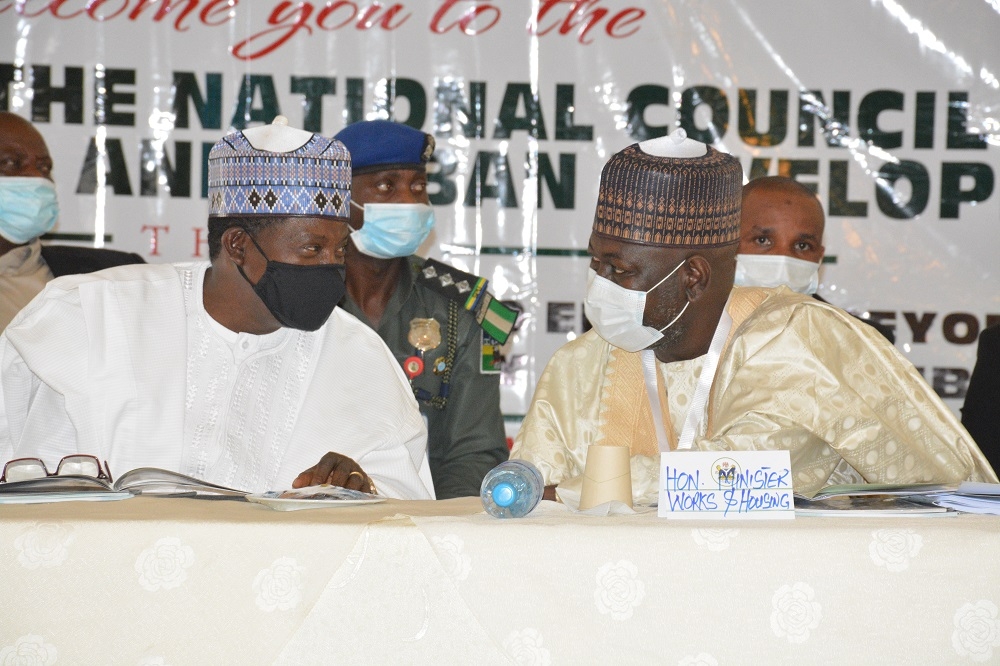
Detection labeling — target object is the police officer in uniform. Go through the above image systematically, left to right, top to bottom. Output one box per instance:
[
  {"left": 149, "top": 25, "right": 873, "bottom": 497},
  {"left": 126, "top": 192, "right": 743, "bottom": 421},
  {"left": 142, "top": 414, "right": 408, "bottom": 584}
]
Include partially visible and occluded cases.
[{"left": 335, "top": 120, "right": 510, "bottom": 499}]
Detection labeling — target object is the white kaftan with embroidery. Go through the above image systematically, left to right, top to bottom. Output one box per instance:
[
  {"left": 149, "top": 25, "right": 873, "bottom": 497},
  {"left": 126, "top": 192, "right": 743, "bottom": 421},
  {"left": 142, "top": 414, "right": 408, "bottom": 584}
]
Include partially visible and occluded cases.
[{"left": 0, "top": 262, "right": 433, "bottom": 499}]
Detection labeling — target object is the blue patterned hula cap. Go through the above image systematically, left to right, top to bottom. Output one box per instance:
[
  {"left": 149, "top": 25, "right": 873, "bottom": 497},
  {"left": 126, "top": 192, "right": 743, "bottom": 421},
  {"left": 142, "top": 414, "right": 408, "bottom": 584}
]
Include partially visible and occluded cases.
[
  {"left": 208, "top": 116, "right": 351, "bottom": 219},
  {"left": 334, "top": 119, "right": 435, "bottom": 175}
]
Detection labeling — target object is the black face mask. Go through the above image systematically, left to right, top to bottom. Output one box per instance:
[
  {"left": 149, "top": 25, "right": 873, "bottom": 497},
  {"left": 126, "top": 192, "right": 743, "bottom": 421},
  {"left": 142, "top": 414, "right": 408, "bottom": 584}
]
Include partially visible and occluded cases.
[{"left": 237, "top": 231, "right": 346, "bottom": 332}]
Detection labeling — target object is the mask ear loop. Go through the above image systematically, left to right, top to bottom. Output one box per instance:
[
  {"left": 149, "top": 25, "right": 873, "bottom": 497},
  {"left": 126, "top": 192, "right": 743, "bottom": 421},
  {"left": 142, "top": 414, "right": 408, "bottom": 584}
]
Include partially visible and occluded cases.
[
  {"left": 349, "top": 201, "right": 368, "bottom": 236},
  {"left": 237, "top": 228, "right": 270, "bottom": 261},
  {"left": 235, "top": 229, "right": 270, "bottom": 288},
  {"left": 645, "top": 258, "right": 687, "bottom": 294},
  {"left": 648, "top": 258, "right": 689, "bottom": 332},
  {"left": 657, "top": 299, "right": 689, "bottom": 333}
]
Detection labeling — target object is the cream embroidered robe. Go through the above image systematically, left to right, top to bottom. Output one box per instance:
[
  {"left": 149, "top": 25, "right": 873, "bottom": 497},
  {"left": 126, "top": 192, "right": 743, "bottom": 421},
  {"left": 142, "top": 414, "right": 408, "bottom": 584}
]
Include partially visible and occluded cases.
[{"left": 512, "top": 286, "right": 997, "bottom": 502}]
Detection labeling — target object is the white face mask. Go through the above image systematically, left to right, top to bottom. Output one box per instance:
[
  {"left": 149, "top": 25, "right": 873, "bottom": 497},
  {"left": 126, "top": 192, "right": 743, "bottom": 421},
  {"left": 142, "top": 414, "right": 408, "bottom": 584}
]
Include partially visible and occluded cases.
[
  {"left": 734, "top": 254, "right": 820, "bottom": 295},
  {"left": 583, "top": 259, "right": 690, "bottom": 353}
]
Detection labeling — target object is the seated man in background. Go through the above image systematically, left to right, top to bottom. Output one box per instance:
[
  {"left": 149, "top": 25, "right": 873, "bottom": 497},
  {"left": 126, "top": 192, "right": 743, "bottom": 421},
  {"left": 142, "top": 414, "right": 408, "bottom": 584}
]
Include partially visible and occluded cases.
[
  {"left": 0, "top": 112, "right": 143, "bottom": 328},
  {"left": 0, "top": 117, "right": 434, "bottom": 500},
  {"left": 335, "top": 120, "right": 508, "bottom": 498},
  {"left": 512, "top": 132, "right": 995, "bottom": 503},
  {"left": 736, "top": 175, "right": 894, "bottom": 342},
  {"left": 962, "top": 323, "right": 1000, "bottom": 471}
]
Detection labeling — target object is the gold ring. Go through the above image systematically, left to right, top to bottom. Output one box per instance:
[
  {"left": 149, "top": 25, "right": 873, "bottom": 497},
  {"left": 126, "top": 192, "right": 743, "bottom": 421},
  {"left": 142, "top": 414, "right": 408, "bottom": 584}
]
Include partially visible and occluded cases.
[{"left": 347, "top": 471, "right": 365, "bottom": 484}]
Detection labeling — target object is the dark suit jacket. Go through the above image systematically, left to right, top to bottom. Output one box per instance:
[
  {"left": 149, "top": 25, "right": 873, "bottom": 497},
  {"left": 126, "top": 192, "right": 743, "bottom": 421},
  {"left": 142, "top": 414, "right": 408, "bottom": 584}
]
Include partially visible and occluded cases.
[
  {"left": 40, "top": 245, "right": 145, "bottom": 278},
  {"left": 963, "top": 324, "right": 1000, "bottom": 472}
]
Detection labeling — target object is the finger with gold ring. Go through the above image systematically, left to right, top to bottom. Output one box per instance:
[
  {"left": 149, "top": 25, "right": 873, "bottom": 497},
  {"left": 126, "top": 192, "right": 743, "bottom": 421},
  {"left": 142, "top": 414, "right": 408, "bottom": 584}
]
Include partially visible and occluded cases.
[{"left": 347, "top": 470, "right": 366, "bottom": 488}]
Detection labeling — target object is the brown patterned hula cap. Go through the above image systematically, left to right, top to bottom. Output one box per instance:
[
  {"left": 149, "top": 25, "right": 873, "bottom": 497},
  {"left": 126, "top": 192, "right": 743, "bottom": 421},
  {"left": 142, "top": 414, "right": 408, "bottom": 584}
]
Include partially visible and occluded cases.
[{"left": 593, "top": 130, "right": 744, "bottom": 247}]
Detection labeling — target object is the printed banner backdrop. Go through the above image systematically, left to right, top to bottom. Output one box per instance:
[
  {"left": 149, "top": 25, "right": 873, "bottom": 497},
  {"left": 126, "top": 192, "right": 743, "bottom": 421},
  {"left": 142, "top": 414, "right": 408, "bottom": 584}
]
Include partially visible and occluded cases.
[{"left": 2, "top": 0, "right": 998, "bottom": 432}]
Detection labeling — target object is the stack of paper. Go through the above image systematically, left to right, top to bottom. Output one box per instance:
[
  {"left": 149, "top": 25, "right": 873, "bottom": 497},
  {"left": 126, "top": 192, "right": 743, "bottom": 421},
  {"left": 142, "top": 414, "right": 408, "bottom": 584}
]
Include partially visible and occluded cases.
[
  {"left": 793, "top": 482, "right": 1000, "bottom": 516},
  {"left": 922, "top": 482, "right": 1000, "bottom": 515},
  {"left": 793, "top": 483, "right": 957, "bottom": 517}
]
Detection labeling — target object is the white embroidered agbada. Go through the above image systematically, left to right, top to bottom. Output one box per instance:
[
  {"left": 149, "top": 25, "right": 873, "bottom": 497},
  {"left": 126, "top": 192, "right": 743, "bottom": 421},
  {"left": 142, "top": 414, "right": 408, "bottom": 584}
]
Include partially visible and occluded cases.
[
  {"left": 0, "top": 262, "right": 434, "bottom": 499},
  {"left": 512, "top": 286, "right": 997, "bottom": 502}
]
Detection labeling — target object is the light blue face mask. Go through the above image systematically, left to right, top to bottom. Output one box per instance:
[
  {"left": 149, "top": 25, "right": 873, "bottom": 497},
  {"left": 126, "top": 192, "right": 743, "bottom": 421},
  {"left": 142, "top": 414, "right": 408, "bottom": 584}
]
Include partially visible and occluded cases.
[
  {"left": 0, "top": 177, "right": 59, "bottom": 244},
  {"left": 350, "top": 201, "right": 434, "bottom": 259}
]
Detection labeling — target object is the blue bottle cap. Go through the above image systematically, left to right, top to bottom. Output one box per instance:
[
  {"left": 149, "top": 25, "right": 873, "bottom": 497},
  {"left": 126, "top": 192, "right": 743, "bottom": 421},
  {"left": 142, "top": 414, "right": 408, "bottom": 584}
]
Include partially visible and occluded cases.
[{"left": 492, "top": 482, "right": 516, "bottom": 507}]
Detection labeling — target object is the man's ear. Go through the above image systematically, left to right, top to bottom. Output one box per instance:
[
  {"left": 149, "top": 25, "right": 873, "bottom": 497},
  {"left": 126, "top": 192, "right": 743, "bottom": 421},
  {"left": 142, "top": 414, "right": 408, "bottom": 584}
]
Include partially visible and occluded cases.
[
  {"left": 221, "top": 227, "right": 247, "bottom": 266},
  {"left": 683, "top": 255, "right": 712, "bottom": 301}
]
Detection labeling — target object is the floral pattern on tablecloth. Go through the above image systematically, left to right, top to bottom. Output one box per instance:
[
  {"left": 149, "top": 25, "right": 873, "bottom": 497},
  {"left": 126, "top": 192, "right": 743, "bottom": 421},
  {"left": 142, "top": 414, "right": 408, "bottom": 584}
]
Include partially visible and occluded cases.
[
  {"left": 4, "top": 498, "right": 1000, "bottom": 663},
  {"left": 15, "top": 523, "right": 73, "bottom": 569},
  {"left": 691, "top": 528, "right": 740, "bottom": 552},
  {"left": 869, "top": 528, "right": 922, "bottom": 572},
  {"left": 431, "top": 534, "right": 471, "bottom": 581},
  {"left": 135, "top": 537, "right": 195, "bottom": 591},
  {"left": 253, "top": 557, "right": 305, "bottom": 612},
  {"left": 594, "top": 560, "right": 645, "bottom": 621},
  {"left": 770, "top": 582, "right": 822, "bottom": 644},
  {"left": 952, "top": 600, "right": 1000, "bottom": 662},
  {"left": 503, "top": 628, "right": 551, "bottom": 666},
  {"left": 0, "top": 634, "right": 57, "bottom": 665},
  {"left": 678, "top": 653, "right": 718, "bottom": 666}
]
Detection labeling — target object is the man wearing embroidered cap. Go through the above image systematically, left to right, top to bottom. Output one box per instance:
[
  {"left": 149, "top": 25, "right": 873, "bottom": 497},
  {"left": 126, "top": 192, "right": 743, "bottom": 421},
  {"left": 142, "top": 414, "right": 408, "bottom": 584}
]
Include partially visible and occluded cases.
[
  {"left": 0, "top": 117, "right": 434, "bottom": 500},
  {"left": 334, "top": 119, "right": 508, "bottom": 499},
  {"left": 512, "top": 131, "right": 995, "bottom": 503}
]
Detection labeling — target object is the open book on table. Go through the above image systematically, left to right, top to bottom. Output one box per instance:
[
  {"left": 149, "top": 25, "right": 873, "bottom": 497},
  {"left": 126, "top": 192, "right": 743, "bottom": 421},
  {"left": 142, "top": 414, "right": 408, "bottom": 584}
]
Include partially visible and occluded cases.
[{"left": 0, "top": 467, "right": 248, "bottom": 503}]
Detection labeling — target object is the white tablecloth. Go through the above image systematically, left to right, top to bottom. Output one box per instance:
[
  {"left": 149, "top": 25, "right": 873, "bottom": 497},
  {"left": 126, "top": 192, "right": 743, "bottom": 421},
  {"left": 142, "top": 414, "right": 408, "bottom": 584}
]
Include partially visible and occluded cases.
[{"left": 2, "top": 497, "right": 999, "bottom": 664}]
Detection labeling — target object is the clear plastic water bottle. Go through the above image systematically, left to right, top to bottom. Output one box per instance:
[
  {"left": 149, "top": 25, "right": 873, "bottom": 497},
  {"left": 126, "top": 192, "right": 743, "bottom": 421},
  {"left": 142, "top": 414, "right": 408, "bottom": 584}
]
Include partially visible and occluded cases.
[{"left": 480, "top": 460, "right": 544, "bottom": 519}]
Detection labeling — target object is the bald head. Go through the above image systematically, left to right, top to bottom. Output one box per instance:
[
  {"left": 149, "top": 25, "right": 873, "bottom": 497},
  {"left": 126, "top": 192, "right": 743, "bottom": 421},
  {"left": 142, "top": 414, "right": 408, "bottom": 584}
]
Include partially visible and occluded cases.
[
  {"left": 0, "top": 112, "right": 53, "bottom": 181},
  {"left": 739, "top": 176, "right": 824, "bottom": 263}
]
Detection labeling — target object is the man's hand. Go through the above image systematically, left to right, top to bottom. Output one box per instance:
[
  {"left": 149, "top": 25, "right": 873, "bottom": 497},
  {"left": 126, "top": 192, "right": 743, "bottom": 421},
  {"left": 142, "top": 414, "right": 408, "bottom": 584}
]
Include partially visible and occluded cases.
[
  {"left": 293, "top": 452, "right": 375, "bottom": 493},
  {"left": 543, "top": 484, "right": 558, "bottom": 501}
]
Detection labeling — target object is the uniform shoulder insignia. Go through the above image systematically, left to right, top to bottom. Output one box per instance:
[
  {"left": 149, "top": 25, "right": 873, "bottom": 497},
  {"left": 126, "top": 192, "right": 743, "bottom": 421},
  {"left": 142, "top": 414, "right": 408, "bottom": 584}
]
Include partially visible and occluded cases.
[{"left": 415, "top": 258, "right": 518, "bottom": 344}]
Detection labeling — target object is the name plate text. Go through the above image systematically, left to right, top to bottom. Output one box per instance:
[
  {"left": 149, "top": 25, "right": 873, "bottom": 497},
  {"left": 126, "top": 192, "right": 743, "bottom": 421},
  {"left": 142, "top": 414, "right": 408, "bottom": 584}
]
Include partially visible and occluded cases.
[{"left": 658, "top": 451, "right": 795, "bottom": 520}]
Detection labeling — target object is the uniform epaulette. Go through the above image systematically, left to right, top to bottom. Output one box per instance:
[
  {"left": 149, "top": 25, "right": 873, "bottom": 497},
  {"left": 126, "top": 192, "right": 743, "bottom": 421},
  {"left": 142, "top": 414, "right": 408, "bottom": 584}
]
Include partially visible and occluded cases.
[{"left": 414, "top": 258, "right": 517, "bottom": 344}]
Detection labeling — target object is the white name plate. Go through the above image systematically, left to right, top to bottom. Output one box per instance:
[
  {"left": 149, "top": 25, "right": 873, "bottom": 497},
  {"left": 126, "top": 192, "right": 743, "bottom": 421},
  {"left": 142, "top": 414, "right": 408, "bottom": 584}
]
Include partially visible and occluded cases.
[{"left": 658, "top": 451, "right": 795, "bottom": 520}]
